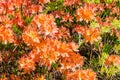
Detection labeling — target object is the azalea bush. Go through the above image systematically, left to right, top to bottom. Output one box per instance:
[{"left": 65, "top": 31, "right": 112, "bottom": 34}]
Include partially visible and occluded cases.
[{"left": 0, "top": 0, "right": 120, "bottom": 80}]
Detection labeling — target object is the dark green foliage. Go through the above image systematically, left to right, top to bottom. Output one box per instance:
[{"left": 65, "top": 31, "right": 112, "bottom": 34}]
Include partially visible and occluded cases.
[
  {"left": 46, "top": 0, "right": 64, "bottom": 13},
  {"left": 101, "top": 9, "right": 110, "bottom": 19}
]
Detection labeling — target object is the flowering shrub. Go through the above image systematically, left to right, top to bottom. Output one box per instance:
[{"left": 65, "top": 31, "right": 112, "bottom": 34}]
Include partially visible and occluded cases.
[{"left": 0, "top": 0, "right": 120, "bottom": 80}]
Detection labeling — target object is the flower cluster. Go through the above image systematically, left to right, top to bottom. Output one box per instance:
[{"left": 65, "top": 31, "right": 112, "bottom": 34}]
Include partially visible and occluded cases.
[
  {"left": 0, "top": 0, "right": 120, "bottom": 80},
  {"left": 63, "top": 0, "right": 81, "bottom": 6},
  {"left": 76, "top": 3, "right": 95, "bottom": 22},
  {"left": 32, "top": 14, "right": 58, "bottom": 36},
  {"left": 0, "top": 25, "right": 17, "bottom": 44},
  {"left": 74, "top": 25, "right": 101, "bottom": 43},
  {"left": 21, "top": 36, "right": 84, "bottom": 73},
  {"left": 105, "top": 55, "right": 120, "bottom": 66},
  {"left": 18, "top": 56, "right": 36, "bottom": 74},
  {"left": 65, "top": 69, "right": 97, "bottom": 80}
]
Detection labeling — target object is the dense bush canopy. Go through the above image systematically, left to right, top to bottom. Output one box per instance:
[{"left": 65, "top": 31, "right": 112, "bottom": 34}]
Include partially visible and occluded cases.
[{"left": 0, "top": 0, "right": 120, "bottom": 80}]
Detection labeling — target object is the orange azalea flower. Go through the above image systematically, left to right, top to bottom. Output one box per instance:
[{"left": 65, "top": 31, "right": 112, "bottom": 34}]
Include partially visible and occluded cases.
[
  {"left": 39, "top": 0, "right": 50, "bottom": 4},
  {"left": 63, "top": 0, "right": 81, "bottom": 6},
  {"left": 0, "top": 1, "right": 7, "bottom": 15},
  {"left": 28, "top": 4, "right": 43, "bottom": 14},
  {"left": 76, "top": 7, "right": 94, "bottom": 21},
  {"left": 52, "top": 10, "right": 65, "bottom": 18},
  {"left": 12, "top": 12, "right": 25, "bottom": 27},
  {"left": 62, "top": 13, "right": 73, "bottom": 22},
  {"left": 32, "top": 14, "right": 58, "bottom": 36},
  {"left": 0, "top": 15, "right": 13, "bottom": 27},
  {"left": 0, "top": 25, "right": 18, "bottom": 45},
  {"left": 22, "top": 25, "right": 41, "bottom": 47},
  {"left": 73, "top": 25, "right": 85, "bottom": 34},
  {"left": 74, "top": 25, "right": 101, "bottom": 44},
  {"left": 55, "top": 26, "right": 70, "bottom": 39},
  {"left": 82, "top": 28, "right": 101, "bottom": 44},
  {"left": 116, "top": 30, "right": 120, "bottom": 37},
  {"left": 27, "top": 37, "right": 80, "bottom": 69},
  {"left": 39, "top": 38, "right": 79, "bottom": 69},
  {"left": 28, "top": 39, "right": 59, "bottom": 69},
  {"left": 57, "top": 42, "right": 72, "bottom": 54},
  {"left": 68, "top": 42, "right": 79, "bottom": 52},
  {"left": 29, "top": 48, "right": 41, "bottom": 62},
  {"left": 39, "top": 48, "right": 59, "bottom": 69},
  {"left": 60, "top": 53, "right": 84, "bottom": 70},
  {"left": 105, "top": 55, "right": 120, "bottom": 66},
  {"left": 18, "top": 56, "right": 36, "bottom": 74},
  {"left": 65, "top": 69, "right": 97, "bottom": 80},
  {"left": 79, "top": 69, "right": 97, "bottom": 80},
  {"left": 10, "top": 74, "right": 20, "bottom": 80},
  {"left": 34, "top": 74, "right": 46, "bottom": 80},
  {"left": 38, "top": 75, "right": 46, "bottom": 80}
]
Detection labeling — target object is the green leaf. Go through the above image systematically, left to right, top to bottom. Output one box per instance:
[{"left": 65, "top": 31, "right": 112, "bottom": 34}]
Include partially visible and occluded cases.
[
  {"left": 46, "top": 0, "right": 64, "bottom": 13},
  {"left": 83, "top": 0, "right": 100, "bottom": 3},
  {"left": 104, "top": 0, "right": 112, "bottom": 3},
  {"left": 116, "top": 1, "right": 120, "bottom": 8},
  {"left": 100, "top": 9, "right": 110, "bottom": 19},
  {"left": 8, "top": 15, "right": 14, "bottom": 20},
  {"left": 25, "top": 16, "right": 33, "bottom": 25},
  {"left": 55, "top": 18, "right": 62, "bottom": 27},
  {"left": 111, "top": 19, "right": 120, "bottom": 30},
  {"left": 90, "top": 21, "right": 99, "bottom": 28},
  {"left": 12, "top": 24, "right": 22, "bottom": 36},
  {"left": 12, "top": 24, "right": 23, "bottom": 41},
  {"left": 101, "top": 26, "right": 111, "bottom": 33},
  {"left": 0, "top": 42, "right": 4, "bottom": 50},
  {"left": 94, "top": 42, "right": 99, "bottom": 49},
  {"left": 5, "top": 43, "right": 14, "bottom": 50},
  {"left": 102, "top": 44, "right": 112, "bottom": 53},
  {"left": 113, "top": 44, "right": 120, "bottom": 54},
  {"left": 99, "top": 52, "right": 108, "bottom": 65},
  {"left": 51, "top": 62, "right": 59, "bottom": 69}
]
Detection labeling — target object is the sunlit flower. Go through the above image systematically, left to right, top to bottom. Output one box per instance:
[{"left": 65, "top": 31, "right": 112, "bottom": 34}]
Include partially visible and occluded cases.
[
  {"left": 39, "top": 0, "right": 50, "bottom": 4},
  {"left": 63, "top": 0, "right": 81, "bottom": 6},
  {"left": 0, "top": 1, "right": 7, "bottom": 15},
  {"left": 28, "top": 4, "right": 43, "bottom": 14},
  {"left": 76, "top": 6, "right": 94, "bottom": 22},
  {"left": 52, "top": 10, "right": 65, "bottom": 18},
  {"left": 11, "top": 12, "right": 25, "bottom": 27},
  {"left": 62, "top": 13, "right": 73, "bottom": 22},
  {"left": 32, "top": 14, "right": 58, "bottom": 36},
  {"left": 0, "top": 16, "right": 12, "bottom": 26},
  {"left": 0, "top": 25, "right": 18, "bottom": 45},
  {"left": 22, "top": 25, "right": 41, "bottom": 47},
  {"left": 73, "top": 25, "right": 85, "bottom": 34},
  {"left": 74, "top": 25, "right": 101, "bottom": 44},
  {"left": 55, "top": 26, "right": 70, "bottom": 40},
  {"left": 82, "top": 28, "right": 101, "bottom": 43},
  {"left": 116, "top": 30, "right": 120, "bottom": 37},
  {"left": 27, "top": 37, "right": 80, "bottom": 70},
  {"left": 28, "top": 39, "right": 59, "bottom": 69},
  {"left": 39, "top": 46, "right": 59, "bottom": 69},
  {"left": 29, "top": 48, "right": 41, "bottom": 62},
  {"left": 60, "top": 53, "right": 84, "bottom": 70},
  {"left": 105, "top": 55, "right": 120, "bottom": 66},
  {"left": 18, "top": 56, "right": 36, "bottom": 74},
  {"left": 65, "top": 69, "right": 97, "bottom": 80},
  {"left": 79, "top": 69, "right": 97, "bottom": 80},
  {"left": 10, "top": 74, "right": 20, "bottom": 80},
  {"left": 34, "top": 74, "right": 46, "bottom": 80}
]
